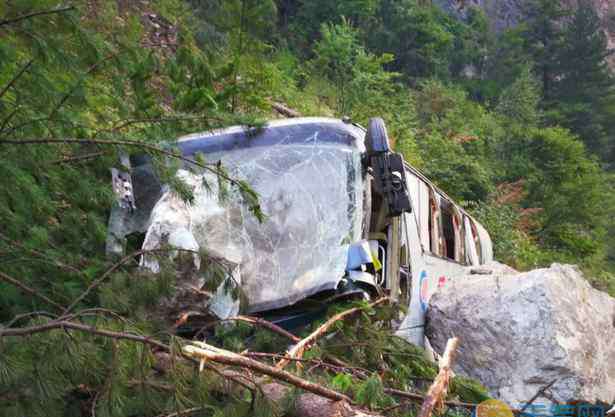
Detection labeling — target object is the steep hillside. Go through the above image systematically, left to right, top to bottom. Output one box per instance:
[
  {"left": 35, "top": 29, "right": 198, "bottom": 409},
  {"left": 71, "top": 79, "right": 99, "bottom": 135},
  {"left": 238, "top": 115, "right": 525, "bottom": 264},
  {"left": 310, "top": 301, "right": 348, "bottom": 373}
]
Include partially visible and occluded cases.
[{"left": 434, "top": 0, "right": 615, "bottom": 63}]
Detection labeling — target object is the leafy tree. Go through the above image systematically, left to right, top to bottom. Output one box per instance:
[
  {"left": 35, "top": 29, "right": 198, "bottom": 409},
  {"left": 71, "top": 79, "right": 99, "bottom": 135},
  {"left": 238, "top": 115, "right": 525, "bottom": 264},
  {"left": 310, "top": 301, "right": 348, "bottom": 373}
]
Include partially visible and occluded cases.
[
  {"left": 310, "top": 19, "right": 397, "bottom": 115},
  {"left": 496, "top": 65, "right": 542, "bottom": 126},
  {"left": 499, "top": 126, "right": 612, "bottom": 259}
]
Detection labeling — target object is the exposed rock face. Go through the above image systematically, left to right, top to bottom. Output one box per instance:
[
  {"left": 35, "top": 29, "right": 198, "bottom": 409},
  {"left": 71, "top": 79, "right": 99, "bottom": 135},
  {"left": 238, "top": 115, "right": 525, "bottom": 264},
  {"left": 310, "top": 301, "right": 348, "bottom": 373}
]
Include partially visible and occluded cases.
[
  {"left": 433, "top": 0, "right": 524, "bottom": 32},
  {"left": 434, "top": 0, "right": 615, "bottom": 66},
  {"left": 426, "top": 263, "right": 615, "bottom": 406}
]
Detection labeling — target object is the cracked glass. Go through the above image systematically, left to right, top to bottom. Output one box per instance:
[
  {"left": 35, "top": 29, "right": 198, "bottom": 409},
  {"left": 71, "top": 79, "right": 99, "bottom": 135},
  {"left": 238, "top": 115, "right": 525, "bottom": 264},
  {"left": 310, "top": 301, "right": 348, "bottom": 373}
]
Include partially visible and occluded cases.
[{"left": 142, "top": 126, "right": 365, "bottom": 313}]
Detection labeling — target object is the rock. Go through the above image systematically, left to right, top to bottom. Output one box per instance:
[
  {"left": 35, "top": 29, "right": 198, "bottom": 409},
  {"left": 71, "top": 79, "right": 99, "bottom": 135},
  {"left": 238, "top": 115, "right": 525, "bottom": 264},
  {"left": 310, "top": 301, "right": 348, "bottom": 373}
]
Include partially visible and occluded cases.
[
  {"left": 433, "top": 0, "right": 615, "bottom": 67},
  {"left": 426, "top": 263, "right": 615, "bottom": 406}
]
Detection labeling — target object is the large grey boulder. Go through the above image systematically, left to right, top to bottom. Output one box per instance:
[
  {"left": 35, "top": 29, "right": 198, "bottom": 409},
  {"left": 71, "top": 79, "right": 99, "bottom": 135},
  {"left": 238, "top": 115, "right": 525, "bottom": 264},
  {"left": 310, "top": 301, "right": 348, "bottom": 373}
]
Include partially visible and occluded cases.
[{"left": 426, "top": 263, "right": 615, "bottom": 406}]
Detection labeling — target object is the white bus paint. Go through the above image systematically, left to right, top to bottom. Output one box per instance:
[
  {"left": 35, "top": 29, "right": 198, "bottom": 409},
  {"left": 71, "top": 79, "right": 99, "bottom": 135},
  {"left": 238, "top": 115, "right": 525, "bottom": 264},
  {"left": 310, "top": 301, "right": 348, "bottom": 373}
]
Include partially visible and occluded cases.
[{"left": 397, "top": 166, "right": 493, "bottom": 347}]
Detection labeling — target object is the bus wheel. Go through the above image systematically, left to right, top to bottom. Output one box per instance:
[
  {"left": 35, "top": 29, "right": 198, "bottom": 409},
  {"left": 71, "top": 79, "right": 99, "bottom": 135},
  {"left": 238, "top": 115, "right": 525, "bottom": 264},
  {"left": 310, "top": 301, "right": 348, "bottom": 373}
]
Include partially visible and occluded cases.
[{"left": 365, "top": 117, "right": 392, "bottom": 156}]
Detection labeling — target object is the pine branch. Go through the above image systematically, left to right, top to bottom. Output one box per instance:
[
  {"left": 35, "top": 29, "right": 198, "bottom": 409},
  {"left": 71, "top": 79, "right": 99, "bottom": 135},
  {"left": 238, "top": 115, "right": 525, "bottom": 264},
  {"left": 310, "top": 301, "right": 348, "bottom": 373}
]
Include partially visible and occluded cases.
[
  {"left": 0, "top": 6, "right": 75, "bottom": 27},
  {"left": 47, "top": 53, "right": 118, "bottom": 124},
  {"left": 0, "top": 59, "right": 33, "bottom": 100},
  {"left": 0, "top": 106, "right": 19, "bottom": 133},
  {"left": 0, "top": 137, "right": 251, "bottom": 192},
  {"left": 52, "top": 151, "right": 106, "bottom": 164},
  {"left": 0, "top": 231, "right": 85, "bottom": 277},
  {"left": 61, "top": 248, "right": 150, "bottom": 315},
  {"left": 0, "top": 271, "right": 65, "bottom": 311},
  {"left": 276, "top": 297, "right": 389, "bottom": 369},
  {"left": 4, "top": 310, "right": 58, "bottom": 328},
  {"left": 208, "top": 315, "right": 301, "bottom": 343},
  {"left": 0, "top": 319, "right": 169, "bottom": 349}
]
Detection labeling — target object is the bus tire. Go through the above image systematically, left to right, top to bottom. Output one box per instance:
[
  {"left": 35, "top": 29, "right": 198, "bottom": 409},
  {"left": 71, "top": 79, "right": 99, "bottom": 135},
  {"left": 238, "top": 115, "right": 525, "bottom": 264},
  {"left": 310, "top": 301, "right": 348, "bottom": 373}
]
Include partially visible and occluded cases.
[{"left": 365, "top": 117, "right": 391, "bottom": 156}]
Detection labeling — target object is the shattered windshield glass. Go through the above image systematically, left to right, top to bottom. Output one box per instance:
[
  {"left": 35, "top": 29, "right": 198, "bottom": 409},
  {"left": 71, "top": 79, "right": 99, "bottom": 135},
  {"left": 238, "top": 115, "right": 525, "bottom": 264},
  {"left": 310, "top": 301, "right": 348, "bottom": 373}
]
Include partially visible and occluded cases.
[{"left": 142, "top": 126, "right": 365, "bottom": 313}]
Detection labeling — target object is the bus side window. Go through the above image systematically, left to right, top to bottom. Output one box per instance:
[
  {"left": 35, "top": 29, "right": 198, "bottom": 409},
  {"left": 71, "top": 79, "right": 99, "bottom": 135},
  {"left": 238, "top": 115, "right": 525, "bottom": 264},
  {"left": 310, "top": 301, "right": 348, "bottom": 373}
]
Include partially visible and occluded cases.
[
  {"left": 428, "top": 191, "right": 440, "bottom": 255},
  {"left": 439, "top": 198, "right": 455, "bottom": 260},
  {"left": 452, "top": 205, "right": 465, "bottom": 263},
  {"left": 466, "top": 219, "right": 482, "bottom": 264}
]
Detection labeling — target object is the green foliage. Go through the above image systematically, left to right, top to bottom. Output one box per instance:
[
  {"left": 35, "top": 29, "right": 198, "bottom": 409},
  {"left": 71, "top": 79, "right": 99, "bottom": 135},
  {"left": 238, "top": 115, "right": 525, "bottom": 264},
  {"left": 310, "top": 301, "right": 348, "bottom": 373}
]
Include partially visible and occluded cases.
[
  {"left": 3, "top": 0, "right": 615, "bottom": 414},
  {"left": 368, "top": 0, "right": 457, "bottom": 79},
  {"left": 518, "top": 0, "right": 570, "bottom": 101},
  {"left": 548, "top": 1, "right": 615, "bottom": 157},
  {"left": 310, "top": 19, "right": 397, "bottom": 115},
  {"left": 496, "top": 65, "right": 542, "bottom": 126},
  {"left": 468, "top": 201, "right": 546, "bottom": 270},
  {"left": 354, "top": 374, "right": 386, "bottom": 408}
]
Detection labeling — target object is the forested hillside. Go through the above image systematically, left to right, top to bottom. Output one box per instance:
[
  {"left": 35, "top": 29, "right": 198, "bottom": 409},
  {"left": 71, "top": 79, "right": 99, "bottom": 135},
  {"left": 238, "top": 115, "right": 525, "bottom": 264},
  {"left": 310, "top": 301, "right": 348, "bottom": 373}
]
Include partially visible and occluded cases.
[{"left": 1, "top": 0, "right": 614, "bottom": 416}]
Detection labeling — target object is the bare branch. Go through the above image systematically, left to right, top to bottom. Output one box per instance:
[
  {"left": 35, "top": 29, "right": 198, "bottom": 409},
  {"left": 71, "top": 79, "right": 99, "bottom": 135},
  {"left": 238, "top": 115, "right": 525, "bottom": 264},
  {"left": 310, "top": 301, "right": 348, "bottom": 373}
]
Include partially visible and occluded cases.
[
  {"left": 0, "top": 6, "right": 75, "bottom": 27},
  {"left": 47, "top": 53, "right": 118, "bottom": 124},
  {"left": 0, "top": 60, "right": 33, "bottom": 100},
  {"left": 52, "top": 151, "right": 106, "bottom": 164},
  {"left": 0, "top": 231, "right": 85, "bottom": 276},
  {"left": 61, "top": 248, "right": 149, "bottom": 315},
  {"left": 0, "top": 271, "right": 65, "bottom": 311},
  {"left": 276, "top": 297, "right": 388, "bottom": 369},
  {"left": 4, "top": 310, "right": 58, "bottom": 328},
  {"left": 195, "top": 315, "right": 301, "bottom": 343},
  {"left": 0, "top": 319, "right": 168, "bottom": 349},
  {"left": 245, "top": 352, "right": 370, "bottom": 377},
  {"left": 520, "top": 379, "right": 557, "bottom": 413},
  {"left": 383, "top": 388, "right": 477, "bottom": 410}
]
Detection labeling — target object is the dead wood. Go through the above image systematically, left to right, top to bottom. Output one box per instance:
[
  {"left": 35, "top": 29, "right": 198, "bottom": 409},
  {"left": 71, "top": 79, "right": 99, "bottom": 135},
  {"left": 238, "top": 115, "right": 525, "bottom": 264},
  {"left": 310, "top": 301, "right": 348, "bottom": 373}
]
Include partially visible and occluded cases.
[
  {"left": 271, "top": 102, "right": 301, "bottom": 118},
  {"left": 276, "top": 297, "right": 388, "bottom": 370},
  {"left": 417, "top": 337, "right": 459, "bottom": 417},
  {"left": 183, "top": 341, "right": 351, "bottom": 403}
]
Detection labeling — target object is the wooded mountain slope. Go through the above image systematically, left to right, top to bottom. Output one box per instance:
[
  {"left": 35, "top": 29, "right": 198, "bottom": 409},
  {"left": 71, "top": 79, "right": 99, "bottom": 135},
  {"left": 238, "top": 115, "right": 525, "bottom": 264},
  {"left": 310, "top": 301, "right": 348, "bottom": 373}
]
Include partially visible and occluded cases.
[{"left": 0, "top": 0, "right": 614, "bottom": 416}]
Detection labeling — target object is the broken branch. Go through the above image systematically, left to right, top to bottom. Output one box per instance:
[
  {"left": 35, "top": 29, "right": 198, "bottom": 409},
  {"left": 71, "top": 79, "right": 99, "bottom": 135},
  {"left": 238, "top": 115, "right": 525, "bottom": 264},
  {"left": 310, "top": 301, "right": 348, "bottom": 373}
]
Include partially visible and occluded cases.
[
  {"left": 271, "top": 102, "right": 301, "bottom": 118},
  {"left": 276, "top": 297, "right": 388, "bottom": 369},
  {"left": 233, "top": 315, "right": 301, "bottom": 343},
  {"left": 417, "top": 337, "right": 459, "bottom": 417},
  {"left": 183, "top": 341, "right": 351, "bottom": 403}
]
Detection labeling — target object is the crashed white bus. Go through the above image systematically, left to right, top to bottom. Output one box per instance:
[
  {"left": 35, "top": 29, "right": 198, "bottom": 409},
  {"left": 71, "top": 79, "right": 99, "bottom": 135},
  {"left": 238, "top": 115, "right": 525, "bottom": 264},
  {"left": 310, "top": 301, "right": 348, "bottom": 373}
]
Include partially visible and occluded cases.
[{"left": 107, "top": 117, "right": 493, "bottom": 347}]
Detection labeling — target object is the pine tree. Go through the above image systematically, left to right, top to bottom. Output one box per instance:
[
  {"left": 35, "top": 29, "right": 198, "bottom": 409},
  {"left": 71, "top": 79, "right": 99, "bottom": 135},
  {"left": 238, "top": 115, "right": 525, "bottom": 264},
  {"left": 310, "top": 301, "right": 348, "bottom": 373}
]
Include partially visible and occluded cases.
[
  {"left": 519, "top": 0, "right": 570, "bottom": 101},
  {"left": 549, "top": 1, "right": 615, "bottom": 157}
]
